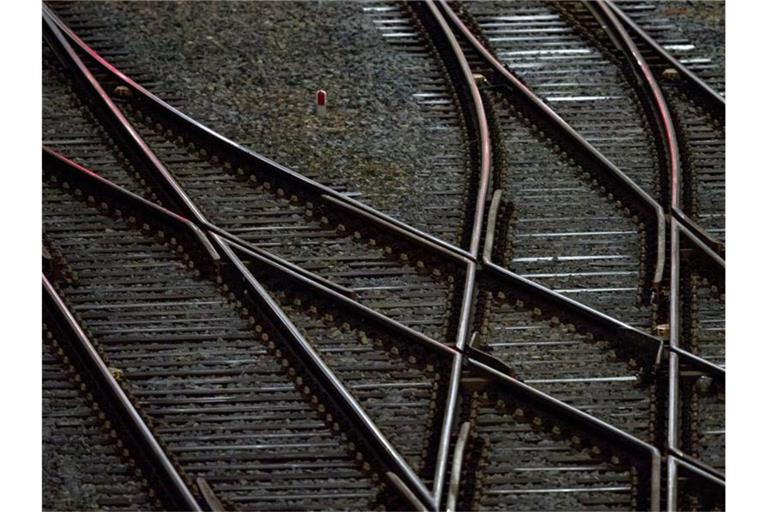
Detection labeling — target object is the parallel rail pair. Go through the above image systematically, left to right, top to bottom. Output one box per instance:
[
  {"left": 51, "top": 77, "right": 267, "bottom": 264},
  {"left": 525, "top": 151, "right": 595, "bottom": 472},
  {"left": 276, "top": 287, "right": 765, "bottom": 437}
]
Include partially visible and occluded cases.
[{"left": 43, "top": 1, "right": 725, "bottom": 510}]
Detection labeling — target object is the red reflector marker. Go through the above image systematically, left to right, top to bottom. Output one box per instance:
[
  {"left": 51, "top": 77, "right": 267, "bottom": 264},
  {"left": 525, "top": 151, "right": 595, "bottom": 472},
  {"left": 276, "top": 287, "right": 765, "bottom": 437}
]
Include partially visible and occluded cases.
[{"left": 316, "top": 89, "right": 327, "bottom": 116}]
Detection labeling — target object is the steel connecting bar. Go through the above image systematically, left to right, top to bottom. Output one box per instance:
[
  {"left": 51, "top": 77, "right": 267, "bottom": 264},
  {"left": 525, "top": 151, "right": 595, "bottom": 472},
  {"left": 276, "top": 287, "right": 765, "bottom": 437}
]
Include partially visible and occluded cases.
[
  {"left": 437, "top": 0, "right": 666, "bottom": 291},
  {"left": 605, "top": 0, "right": 725, "bottom": 121},
  {"left": 45, "top": 6, "right": 471, "bottom": 263},
  {"left": 43, "top": 276, "right": 202, "bottom": 512},
  {"left": 469, "top": 359, "right": 662, "bottom": 511}
]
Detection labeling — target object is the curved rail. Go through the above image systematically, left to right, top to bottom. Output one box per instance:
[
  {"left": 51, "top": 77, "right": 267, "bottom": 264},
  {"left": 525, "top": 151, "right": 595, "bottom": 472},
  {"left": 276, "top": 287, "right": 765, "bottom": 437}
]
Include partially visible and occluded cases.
[
  {"left": 436, "top": 0, "right": 665, "bottom": 292},
  {"left": 605, "top": 0, "right": 725, "bottom": 121},
  {"left": 410, "top": 1, "right": 492, "bottom": 506},
  {"left": 588, "top": 1, "right": 681, "bottom": 210},
  {"left": 587, "top": 2, "right": 725, "bottom": 259},
  {"left": 44, "top": 5, "right": 472, "bottom": 262},
  {"left": 588, "top": 5, "right": 726, "bottom": 508}
]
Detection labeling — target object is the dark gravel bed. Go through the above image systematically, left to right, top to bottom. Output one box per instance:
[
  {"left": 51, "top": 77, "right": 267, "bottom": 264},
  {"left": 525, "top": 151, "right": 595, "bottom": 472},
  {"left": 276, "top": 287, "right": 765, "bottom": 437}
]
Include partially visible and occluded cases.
[{"left": 54, "top": 0, "right": 469, "bottom": 243}]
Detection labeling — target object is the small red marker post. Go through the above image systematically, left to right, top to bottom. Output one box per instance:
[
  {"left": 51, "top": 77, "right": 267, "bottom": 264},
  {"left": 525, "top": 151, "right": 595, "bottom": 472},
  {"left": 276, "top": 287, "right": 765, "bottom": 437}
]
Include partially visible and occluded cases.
[{"left": 315, "top": 89, "right": 327, "bottom": 116}]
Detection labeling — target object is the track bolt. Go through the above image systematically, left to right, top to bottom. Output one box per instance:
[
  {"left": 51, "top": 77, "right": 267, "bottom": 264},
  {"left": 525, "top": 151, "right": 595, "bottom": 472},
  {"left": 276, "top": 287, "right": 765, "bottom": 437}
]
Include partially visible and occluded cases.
[
  {"left": 661, "top": 68, "right": 680, "bottom": 81},
  {"left": 109, "top": 367, "right": 124, "bottom": 382}
]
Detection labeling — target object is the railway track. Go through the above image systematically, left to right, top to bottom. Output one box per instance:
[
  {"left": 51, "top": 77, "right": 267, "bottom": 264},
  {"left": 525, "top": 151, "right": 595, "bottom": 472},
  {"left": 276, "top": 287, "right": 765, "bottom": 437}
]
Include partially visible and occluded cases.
[
  {"left": 52, "top": 0, "right": 477, "bottom": 247},
  {"left": 462, "top": 0, "right": 660, "bottom": 197},
  {"left": 42, "top": 1, "right": 725, "bottom": 510},
  {"left": 612, "top": 1, "right": 724, "bottom": 95},
  {"left": 43, "top": 161, "right": 404, "bottom": 510},
  {"left": 42, "top": 325, "right": 157, "bottom": 511}
]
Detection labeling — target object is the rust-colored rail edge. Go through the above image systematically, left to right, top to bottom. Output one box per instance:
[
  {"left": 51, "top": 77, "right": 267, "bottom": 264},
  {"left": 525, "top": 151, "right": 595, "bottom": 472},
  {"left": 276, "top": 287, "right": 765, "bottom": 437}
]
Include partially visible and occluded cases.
[
  {"left": 437, "top": 0, "right": 666, "bottom": 291},
  {"left": 605, "top": 0, "right": 725, "bottom": 121},
  {"left": 588, "top": 1, "right": 682, "bottom": 209},
  {"left": 591, "top": 1, "right": 726, "bottom": 260},
  {"left": 588, "top": 2, "right": 725, "bottom": 259},
  {"left": 44, "top": 5, "right": 472, "bottom": 263},
  {"left": 43, "top": 275, "right": 203, "bottom": 511}
]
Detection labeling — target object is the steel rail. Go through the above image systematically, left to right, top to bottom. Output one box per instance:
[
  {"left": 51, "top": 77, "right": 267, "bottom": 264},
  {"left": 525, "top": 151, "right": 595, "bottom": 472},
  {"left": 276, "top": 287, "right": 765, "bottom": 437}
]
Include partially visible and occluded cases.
[
  {"left": 437, "top": 0, "right": 666, "bottom": 292},
  {"left": 604, "top": 0, "right": 725, "bottom": 121},
  {"left": 412, "top": 1, "right": 492, "bottom": 506},
  {"left": 587, "top": 1, "right": 682, "bottom": 210},
  {"left": 590, "top": 1, "right": 725, "bottom": 256},
  {"left": 43, "top": 5, "right": 684, "bottom": 508},
  {"left": 42, "top": 6, "right": 206, "bottom": 226},
  {"left": 45, "top": 6, "right": 472, "bottom": 263},
  {"left": 43, "top": 7, "right": 357, "bottom": 298},
  {"left": 586, "top": 7, "right": 726, "bottom": 508},
  {"left": 45, "top": 12, "right": 485, "bottom": 498},
  {"left": 44, "top": 145, "right": 438, "bottom": 508},
  {"left": 48, "top": 145, "right": 459, "bottom": 362},
  {"left": 43, "top": 146, "right": 220, "bottom": 262},
  {"left": 481, "top": 191, "right": 664, "bottom": 363},
  {"left": 674, "top": 209, "right": 725, "bottom": 258},
  {"left": 667, "top": 219, "right": 683, "bottom": 510},
  {"left": 678, "top": 222, "right": 725, "bottom": 275},
  {"left": 212, "top": 235, "right": 437, "bottom": 509},
  {"left": 227, "top": 239, "right": 458, "bottom": 360},
  {"left": 482, "top": 261, "right": 663, "bottom": 363},
  {"left": 43, "top": 276, "right": 202, "bottom": 512},
  {"left": 669, "top": 347, "right": 725, "bottom": 382},
  {"left": 468, "top": 358, "right": 662, "bottom": 511},
  {"left": 445, "top": 421, "right": 471, "bottom": 512},
  {"left": 669, "top": 448, "right": 725, "bottom": 482},
  {"left": 668, "top": 454, "right": 725, "bottom": 510},
  {"left": 385, "top": 472, "right": 429, "bottom": 512}
]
